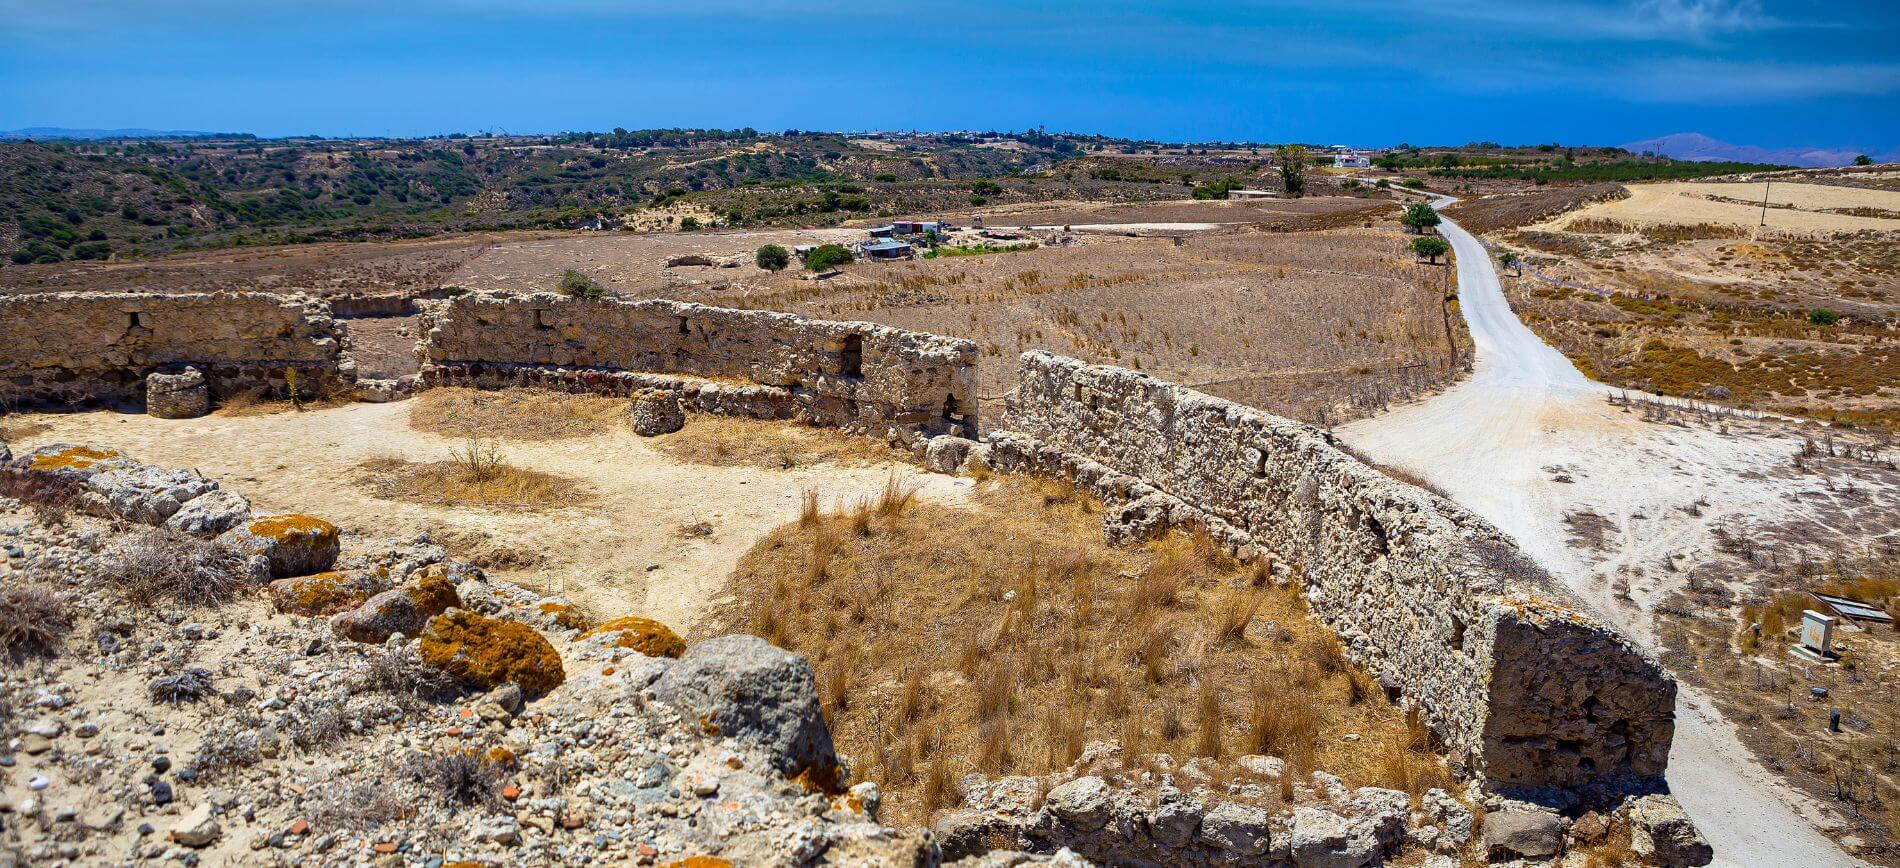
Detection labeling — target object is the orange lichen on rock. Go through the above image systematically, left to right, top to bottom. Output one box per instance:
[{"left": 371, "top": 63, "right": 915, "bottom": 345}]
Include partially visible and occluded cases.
[
  {"left": 28, "top": 445, "right": 122, "bottom": 472},
  {"left": 244, "top": 514, "right": 340, "bottom": 546},
  {"left": 404, "top": 568, "right": 463, "bottom": 616},
  {"left": 269, "top": 571, "right": 372, "bottom": 616},
  {"left": 537, "top": 601, "right": 593, "bottom": 631},
  {"left": 420, "top": 609, "right": 566, "bottom": 696},
  {"left": 582, "top": 616, "right": 686, "bottom": 658},
  {"left": 661, "top": 858, "right": 734, "bottom": 868}
]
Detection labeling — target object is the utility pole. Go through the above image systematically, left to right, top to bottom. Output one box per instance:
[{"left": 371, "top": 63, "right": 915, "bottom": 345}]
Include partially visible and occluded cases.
[{"left": 1759, "top": 177, "right": 1773, "bottom": 227}]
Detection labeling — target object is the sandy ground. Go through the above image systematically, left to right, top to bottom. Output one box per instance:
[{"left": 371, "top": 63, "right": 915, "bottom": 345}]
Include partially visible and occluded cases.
[
  {"left": 1542, "top": 181, "right": 1900, "bottom": 234},
  {"left": 1339, "top": 192, "right": 1867, "bottom": 867},
  {"left": 6, "top": 402, "right": 969, "bottom": 634}
]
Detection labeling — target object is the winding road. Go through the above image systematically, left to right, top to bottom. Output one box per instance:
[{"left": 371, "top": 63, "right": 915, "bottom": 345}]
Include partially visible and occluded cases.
[{"left": 1336, "top": 194, "right": 1864, "bottom": 867}]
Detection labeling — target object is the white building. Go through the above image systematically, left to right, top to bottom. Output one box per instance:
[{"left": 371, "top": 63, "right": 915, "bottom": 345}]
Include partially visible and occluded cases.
[{"left": 1333, "top": 153, "right": 1371, "bottom": 169}]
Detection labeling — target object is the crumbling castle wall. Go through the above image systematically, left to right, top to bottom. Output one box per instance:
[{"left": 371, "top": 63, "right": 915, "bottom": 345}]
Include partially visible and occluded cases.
[
  {"left": 0, "top": 292, "right": 347, "bottom": 405},
  {"left": 418, "top": 292, "right": 979, "bottom": 438},
  {"left": 991, "top": 350, "right": 1675, "bottom": 794}
]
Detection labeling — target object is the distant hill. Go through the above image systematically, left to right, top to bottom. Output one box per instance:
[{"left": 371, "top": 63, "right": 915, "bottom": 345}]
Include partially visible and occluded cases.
[
  {"left": 0, "top": 127, "right": 234, "bottom": 140},
  {"left": 1622, "top": 133, "right": 1896, "bottom": 168}
]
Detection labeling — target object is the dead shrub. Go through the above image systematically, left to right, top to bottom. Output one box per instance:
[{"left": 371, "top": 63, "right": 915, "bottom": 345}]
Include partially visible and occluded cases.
[
  {"left": 95, "top": 530, "right": 246, "bottom": 608},
  {"left": 0, "top": 580, "right": 71, "bottom": 659},
  {"left": 354, "top": 644, "right": 460, "bottom": 702},
  {"left": 1195, "top": 680, "right": 1224, "bottom": 759},
  {"left": 1247, "top": 685, "right": 1319, "bottom": 770},
  {"left": 404, "top": 750, "right": 505, "bottom": 808},
  {"left": 306, "top": 779, "right": 414, "bottom": 831}
]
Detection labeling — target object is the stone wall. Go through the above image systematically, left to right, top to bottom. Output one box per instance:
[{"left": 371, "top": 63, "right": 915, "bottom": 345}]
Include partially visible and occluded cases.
[
  {"left": 0, "top": 292, "right": 347, "bottom": 405},
  {"left": 419, "top": 292, "right": 979, "bottom": 438},
  {"left": 991, "top": 350, "right": 1675, "bottom": 795}
]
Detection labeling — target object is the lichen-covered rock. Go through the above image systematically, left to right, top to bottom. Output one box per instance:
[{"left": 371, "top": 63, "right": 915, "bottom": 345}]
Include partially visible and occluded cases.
[
  {"left": 146, "top": 367, "right": 209, "bottom": 419},
  {"left": 629, "top": 389, "right": 686, "bottom": 436},
  {"left": 21, "top": 444, "right": 125, "bottom": 479},
  {"left": 84, "top": 463, "right": 218, "bottom": 524},
  {"left": 163, "top": 488, "right": 252, "bottom": 536},
  {"left": 220, "top": 514, "right": 339, "bottom": 578},
  {"left": 332, "top": 569, "right": 462, "bottom": 643},
  {"left": 270, "top": 570, "right": 389, "bottom": 617},
  {"left": 420, "top": 608, "right": 565, "bottom": 696},
  {"left": 583, "top": 616, "right": 686, "bottom": 657},
  {"left": 652, "top": 635, "right": 838, "bottom": 782},
  {"left": 1146, "top": 789, "right": 1203, "bottom": 849},
  {"left": 1627, "top": 794, "right": 1713, "bottom": 866}
]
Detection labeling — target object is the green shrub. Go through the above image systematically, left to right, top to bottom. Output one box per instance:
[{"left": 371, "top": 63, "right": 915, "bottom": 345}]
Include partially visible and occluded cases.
[
  {"left": 874, "top": 173, "right": 898, "bottom": 183},
  {"left": 678, "top": 216, "right": 700, "bottom": 231},
  {"left": 1410, "top": 236, "right": 1450, "bottom": 263},
  {"left": 755, "top": 244, "right": 791, "bottom": 271},
  {"left": 804, "top": 244, "right": 853, "bottom": 271},
  {"left": 557, "top": 269, "right": 608, "bottom": 299},
  {"left": 1808, "top": 308, "right": 1841, "bottom": 326}
]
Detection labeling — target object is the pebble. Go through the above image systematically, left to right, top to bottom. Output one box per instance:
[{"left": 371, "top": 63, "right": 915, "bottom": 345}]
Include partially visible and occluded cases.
[{"left": 28, "top": 776, "right": 50, "bottom": 791}]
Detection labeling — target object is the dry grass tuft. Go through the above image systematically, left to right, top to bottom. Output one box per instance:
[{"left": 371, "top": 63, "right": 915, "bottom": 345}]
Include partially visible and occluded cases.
[
  {"left": 408, "top": 387, "right": 626, "bottom": 441},
  {"left": 653, "top": 414, "right": 890, "bottom": 470},
  {"left": 354, "top": 447, "right": 585, "bottom": 512},
  {"left": 709, "top": 474, "right": 1438, "bottom": 825},
  {"left": 0, "top": 580, "right": 71, "bottom": 659}
]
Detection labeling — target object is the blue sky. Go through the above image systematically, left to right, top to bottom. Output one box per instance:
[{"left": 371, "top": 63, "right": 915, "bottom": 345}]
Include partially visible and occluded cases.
[{"left": 2, "top": 0, "right": 1895, "bottom": 149}]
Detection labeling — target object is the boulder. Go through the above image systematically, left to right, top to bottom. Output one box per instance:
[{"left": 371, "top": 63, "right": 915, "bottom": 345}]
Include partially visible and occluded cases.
[
  {"left": 146, "top": 367, "right": 210, "bottom": 419},
  {"left": 628, "top": 389, "right": 685, "bottom": 436},
  {"left": 923, "top": 436, "right": 974, "bottom": 474},
  {"left": 19, "top": 444, "right": 126, "bottom": 481},
  {"left": 84, "top": 463, "right": 218, "bottom": 524},
  {"left": 164, "top": 489, "right": 252, "bottom": 536},
  {"left": 220, "top": 514, "right": 339, "bottom": 578},
  {"left": 333, "top": 569, "right": 462, "bottom": 643},
  {"left": 271, "top": 570, "right": 390, "bottom": 617},
  {"left": 419, "top": 609, "right": 565, "bottom": 696},
  {"left": 582, "top": 616, "right": 686, "bottom": 658},
  {"left": 652, "top": 635, "right": 838, "bottom": 782},
  {"left": 1042, "top": 776, "right": 1113, "bottom": 832},
  {"left": 1345, "top": 787, "right": 1410, "bottom": 847},
  {"left": 1145, "top": 788, "right": 1203, "bottom": 848},
  {"left": 1420, "top": 788, "right": 1471, "bottom": 849},
  {"left": 1628, "top": 794, "right": 1713, "bottom": 867},
  {"left": 1198, "top": 801, "right": 1271, "bottom": 857},
  {"left": 1285, "top": 807, "right": 1380, "bottom": 868},
  {"left": 932, "top": 808, "right": 1029, "bottom": 861},
  {"left": 1483, "top": 808, "right": 1565, "bottom": 859}
]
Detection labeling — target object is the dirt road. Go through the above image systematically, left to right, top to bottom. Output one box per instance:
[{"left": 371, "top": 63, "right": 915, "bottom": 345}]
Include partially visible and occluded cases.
[{"left": 1337, "top": 195, "right": 1864, "bottom": 867}]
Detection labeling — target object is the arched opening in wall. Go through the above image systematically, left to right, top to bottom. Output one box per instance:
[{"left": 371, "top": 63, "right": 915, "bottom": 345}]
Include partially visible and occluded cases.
[
  {"left": 532, "top": 309, "right": 552, "bottom": 330},
  {"left": 677, "top": 316, "right": 690, "bottom": 336},
  {"left": 840, "top": 334, "right": 863, "bottom": 379},
  {"left": 1253, "top": 448, "right": 1269, "bottom": 478},
  {"left": 1449, "top": 614, "right": 1466, "bottom": 651}
]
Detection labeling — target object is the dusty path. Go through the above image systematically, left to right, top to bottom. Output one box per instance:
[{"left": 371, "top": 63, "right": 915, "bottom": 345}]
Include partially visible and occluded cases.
[
  {"left": 1336, "top": 194, "right": 1864, "bottom": 867},
  {"left": 10, "top": 402, "right": 969, "bottom": 634}
]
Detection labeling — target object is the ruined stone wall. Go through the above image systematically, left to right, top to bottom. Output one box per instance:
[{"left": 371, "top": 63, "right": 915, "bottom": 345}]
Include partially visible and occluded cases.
[
  {"left": 0, "top": 292, "right": 347, "bottom": 405},
  {"left": 419, "top": 292, "right": 979, "bottom": 438},
  {"left": 992, "top": 351, "right": 1675, "bottom": 794}
]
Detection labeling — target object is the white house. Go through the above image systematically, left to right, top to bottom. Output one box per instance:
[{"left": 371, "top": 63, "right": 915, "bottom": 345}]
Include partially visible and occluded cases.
[{"left": 1333, "top": 153, "right": 1371, "bottom": 169}]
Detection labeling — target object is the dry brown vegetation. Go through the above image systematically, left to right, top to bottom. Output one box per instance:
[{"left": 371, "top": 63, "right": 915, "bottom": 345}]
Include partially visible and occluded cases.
[
  {"left": 1488, "top": 171, "right": 1900, "bottom": 430},
  {"left": 1440, "top": 183, "right": 1628, "bottom": 233},
  {"left": 664, "top": 223, "right": 1468, "bottom": 428},
  {"left": 407, "top": 387, "right": 627, "bottom": 441},
  {"left": 650, "top": 414, "right": 890, "bottom": 469},
  {"left": 354, "top": 440, "right": 586, "bottom": 511},
  {"left": 705, "top": 474, "right": 1448, "bottom": 826}
]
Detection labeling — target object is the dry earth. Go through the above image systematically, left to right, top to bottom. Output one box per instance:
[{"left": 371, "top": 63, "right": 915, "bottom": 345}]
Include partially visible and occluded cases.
[{"left": 2, "top": 401, "right": 967, "bottom": 634}]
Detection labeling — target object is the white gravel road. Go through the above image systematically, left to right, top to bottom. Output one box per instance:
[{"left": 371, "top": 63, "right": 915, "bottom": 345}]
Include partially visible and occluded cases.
[{"left": 1337, "top": 194, "right": 1865, "bottom": 868}]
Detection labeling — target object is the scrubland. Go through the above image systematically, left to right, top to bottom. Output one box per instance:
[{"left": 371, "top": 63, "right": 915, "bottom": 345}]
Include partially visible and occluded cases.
[{"left": 704, "top": 474, "right": 1448, "bottom": 827}]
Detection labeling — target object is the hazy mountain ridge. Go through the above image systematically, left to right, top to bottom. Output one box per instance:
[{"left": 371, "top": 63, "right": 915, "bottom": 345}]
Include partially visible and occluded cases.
[{"left": 1623, "top": 133, "right": 1897, "bottom": 168}]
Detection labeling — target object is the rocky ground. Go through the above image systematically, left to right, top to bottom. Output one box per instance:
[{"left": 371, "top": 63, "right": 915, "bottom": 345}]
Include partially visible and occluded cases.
[
  {"left": 0, "top": 431, "right": 1712, "bottom": 866},
  {"left": 0, "top": 439, "right": 1051, "bottom": 867}
]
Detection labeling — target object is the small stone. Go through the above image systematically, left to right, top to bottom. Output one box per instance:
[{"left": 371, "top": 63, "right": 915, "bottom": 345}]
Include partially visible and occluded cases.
[
  {"left": 20, "top": 733, "right": 52, "bottom": 755},
  {"left": 153, "top": 756, "right": 173, "bottom": 774},
  {"left": 27, "top": 775, "right": 49, "bottom": 791},
  {"left": 1042, "top": 776, "right": 1112, "bottom": 832},
  {"left": 170, "top": 804, "right": 222, "bottom": 848},
  {"left": 1484, "top": 808, "right": 1565, "bottom": 858}
]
